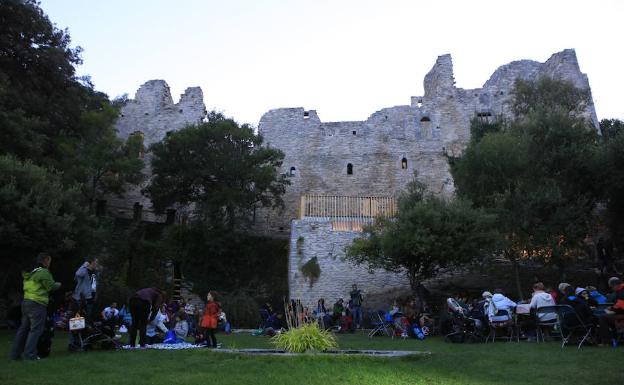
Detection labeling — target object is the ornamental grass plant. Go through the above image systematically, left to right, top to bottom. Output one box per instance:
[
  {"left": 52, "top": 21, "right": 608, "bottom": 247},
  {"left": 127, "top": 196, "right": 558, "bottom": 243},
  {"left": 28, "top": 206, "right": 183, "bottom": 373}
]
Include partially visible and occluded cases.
[{"left": 270, "top": 322, "right": 338, "bottom": 353}]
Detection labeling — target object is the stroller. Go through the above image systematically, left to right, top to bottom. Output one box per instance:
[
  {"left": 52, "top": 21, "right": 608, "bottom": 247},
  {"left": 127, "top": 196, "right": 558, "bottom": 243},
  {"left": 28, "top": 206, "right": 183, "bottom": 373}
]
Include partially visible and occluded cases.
[
  {"left": 444, "top": 298, "right": 485, "bottom": 343},
  {"left": 69, "top": 320, "right": 122, "bottom": 351}
]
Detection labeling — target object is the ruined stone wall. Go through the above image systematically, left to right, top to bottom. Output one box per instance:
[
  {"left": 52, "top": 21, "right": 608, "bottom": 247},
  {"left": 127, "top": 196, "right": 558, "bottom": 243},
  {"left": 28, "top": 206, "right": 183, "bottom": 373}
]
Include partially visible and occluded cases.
[
  {"left": 256, "top": 49, "right": 598, "bottom": 234},
  {"left": 109, "top": 80, "right": 206, "bottom": 222},
  {"left": 289, "top": 219, "right": 411, "bottom": 308}
]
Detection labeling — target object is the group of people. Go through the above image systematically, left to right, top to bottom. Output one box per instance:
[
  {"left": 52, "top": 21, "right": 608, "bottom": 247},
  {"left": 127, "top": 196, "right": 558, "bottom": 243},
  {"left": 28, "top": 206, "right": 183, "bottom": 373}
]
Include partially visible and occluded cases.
[
  {"left": 10, "top": 252, "right": 227, "bottom": 361},
  {"left": 451, "top": 277, "right": 624, "bottom": 345},
  {"left": 313, "top": 284, "right": 364, "bottom": 333},
  {"left": 97, "top": 290, "right": 224, "bottom": 348}
]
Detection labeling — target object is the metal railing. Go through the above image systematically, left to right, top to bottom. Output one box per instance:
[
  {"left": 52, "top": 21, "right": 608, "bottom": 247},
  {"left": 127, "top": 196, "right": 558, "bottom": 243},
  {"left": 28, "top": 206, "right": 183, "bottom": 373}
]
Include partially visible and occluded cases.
[{"left": 299, "top": 195, "right": 397, "bottom": 229}]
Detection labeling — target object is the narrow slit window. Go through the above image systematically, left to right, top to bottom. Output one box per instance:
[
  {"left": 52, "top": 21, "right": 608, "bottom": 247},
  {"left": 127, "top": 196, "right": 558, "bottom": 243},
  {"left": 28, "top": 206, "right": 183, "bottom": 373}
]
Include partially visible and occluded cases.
[
  {"left": 401, "top": 158, "right": 408, "bottom": 169},
  {"left": 347, "top": 163, "right": 353, "bottom": 175},
  {"left": 133, "top": 202, "right": 143, "bottom": 221}
]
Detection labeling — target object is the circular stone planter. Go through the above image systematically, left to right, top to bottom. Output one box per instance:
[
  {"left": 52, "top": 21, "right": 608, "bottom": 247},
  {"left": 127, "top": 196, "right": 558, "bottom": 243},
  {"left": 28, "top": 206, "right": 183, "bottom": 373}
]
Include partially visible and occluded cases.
[{"left": 213, "top": 349, "right": 430, "bottom": 357}]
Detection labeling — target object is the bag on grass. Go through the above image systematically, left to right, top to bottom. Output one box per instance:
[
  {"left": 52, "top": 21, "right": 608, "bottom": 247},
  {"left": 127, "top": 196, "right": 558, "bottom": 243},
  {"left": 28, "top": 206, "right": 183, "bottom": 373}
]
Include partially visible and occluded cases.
[{"left": 413, "top": 327, "right": 425, "bottom": 340}]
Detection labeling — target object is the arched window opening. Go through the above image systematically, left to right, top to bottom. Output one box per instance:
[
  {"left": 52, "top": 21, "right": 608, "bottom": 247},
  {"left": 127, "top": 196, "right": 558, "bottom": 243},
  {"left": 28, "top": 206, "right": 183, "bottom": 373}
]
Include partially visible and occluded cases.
[
  {"left": 420, "top": 116, "right": 431, "bottom": 122},
  {"left": 401, "top": 158, "right": 408, "bottom": 169},
  {"left": 347, "top": 163, "right": 353, "bottom": 175},
  {"left": 289, "top": 166, "right": 296, "bottom": 176}
]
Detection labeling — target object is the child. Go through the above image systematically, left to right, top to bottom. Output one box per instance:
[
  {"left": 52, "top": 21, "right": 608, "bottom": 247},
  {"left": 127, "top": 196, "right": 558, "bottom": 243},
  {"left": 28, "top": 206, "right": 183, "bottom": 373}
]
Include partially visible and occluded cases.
[
  {"left": 200, "top": 292, "right": 220, "bottom": 348},
  {"left": 174, "top": 311, "right": 189, "bottom": 340}
]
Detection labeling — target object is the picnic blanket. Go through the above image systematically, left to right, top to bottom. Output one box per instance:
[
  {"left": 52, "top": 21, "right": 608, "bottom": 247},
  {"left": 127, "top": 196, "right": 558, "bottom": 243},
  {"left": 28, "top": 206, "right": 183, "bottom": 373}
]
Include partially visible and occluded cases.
[{"left": 122, "top": 342, "right": 204, "bottom": 350}]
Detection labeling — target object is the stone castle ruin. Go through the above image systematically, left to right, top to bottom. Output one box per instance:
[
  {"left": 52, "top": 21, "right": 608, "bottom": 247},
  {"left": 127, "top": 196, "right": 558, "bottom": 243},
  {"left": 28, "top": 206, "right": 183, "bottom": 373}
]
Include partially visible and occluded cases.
[
  {"left": 115, "top": 49, "right": 597, "bottom": 308},
  {"left": 108, "top": 80, "right": 207, "bottom": 223}
]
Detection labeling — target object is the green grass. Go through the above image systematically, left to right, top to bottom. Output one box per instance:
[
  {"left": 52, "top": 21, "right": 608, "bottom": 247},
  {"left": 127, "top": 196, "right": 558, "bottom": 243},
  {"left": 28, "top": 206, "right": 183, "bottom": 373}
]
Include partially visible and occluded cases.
[{"left": 1, "top": 331, "right": 622, "bottom": 385}]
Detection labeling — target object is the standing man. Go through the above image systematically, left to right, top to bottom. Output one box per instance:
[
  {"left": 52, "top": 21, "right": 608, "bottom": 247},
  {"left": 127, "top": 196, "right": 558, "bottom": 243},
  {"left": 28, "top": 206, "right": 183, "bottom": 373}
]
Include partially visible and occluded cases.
[
  {"left": 10, "top": 252, "right": 61, "bottom": 360},
  {"left": 71, "top": 257, "right": 98, "bottom": 320},
  {"left": 350, "top": 284, "right": 364, "bottom": 329},
  {"left": 128, "top": 288, "right": 166, "bottom": 348}
]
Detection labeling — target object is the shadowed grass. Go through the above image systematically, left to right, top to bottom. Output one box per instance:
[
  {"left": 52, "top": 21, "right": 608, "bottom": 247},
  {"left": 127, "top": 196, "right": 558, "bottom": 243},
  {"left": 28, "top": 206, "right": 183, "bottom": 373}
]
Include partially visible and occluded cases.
[{"left": 1, "top": 331, "right": 622, "bottom": 385}]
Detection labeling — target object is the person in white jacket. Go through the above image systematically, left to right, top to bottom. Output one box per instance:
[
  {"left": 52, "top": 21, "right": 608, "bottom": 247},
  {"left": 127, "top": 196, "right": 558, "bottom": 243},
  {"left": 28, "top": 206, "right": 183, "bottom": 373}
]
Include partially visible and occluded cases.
[
  {"left": 529, "top": 282, "right": 556, "bottom": 321},
  {"left": 486, "top": 289, "right": 516, "bottom": 322},
  {"left": 145, "top": 308, "right": 168, "bottom": 344}
]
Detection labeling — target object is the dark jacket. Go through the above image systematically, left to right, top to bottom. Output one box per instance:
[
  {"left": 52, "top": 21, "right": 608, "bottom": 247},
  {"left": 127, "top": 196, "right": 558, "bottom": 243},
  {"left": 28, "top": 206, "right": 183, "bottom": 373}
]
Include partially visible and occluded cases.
[
  {"left": 133, "top": 288, "right": 165, "bottom": 321},
  {"left": 560, "top": 296, "right": 593, "bottom": 325}
]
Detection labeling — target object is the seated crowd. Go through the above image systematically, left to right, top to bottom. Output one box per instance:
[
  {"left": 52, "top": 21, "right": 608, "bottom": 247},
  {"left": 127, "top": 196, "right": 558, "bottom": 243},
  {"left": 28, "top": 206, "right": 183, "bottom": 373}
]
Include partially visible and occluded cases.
[
  {"left": 447, "top": 276, "right": 624, "bottom": 346},
  {"left": 61, "top": 292, "right": 229, "bottom": 349}
]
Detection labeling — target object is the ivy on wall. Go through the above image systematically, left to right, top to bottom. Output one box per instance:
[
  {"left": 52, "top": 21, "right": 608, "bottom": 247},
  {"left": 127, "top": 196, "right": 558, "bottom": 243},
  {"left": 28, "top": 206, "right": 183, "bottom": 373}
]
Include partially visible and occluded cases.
[{"left": 300, "top": 257, "right": 321, "bottom": 287}]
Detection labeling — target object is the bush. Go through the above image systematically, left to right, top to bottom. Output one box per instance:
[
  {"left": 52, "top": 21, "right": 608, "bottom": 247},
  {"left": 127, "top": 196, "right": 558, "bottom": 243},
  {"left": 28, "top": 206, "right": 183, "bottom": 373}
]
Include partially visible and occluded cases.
[
  {"left": 300, "top": 257, "right": 321, "bottom": 287},
  {"left": 271, "top": 323, "right": 337, "bottom": 353}
]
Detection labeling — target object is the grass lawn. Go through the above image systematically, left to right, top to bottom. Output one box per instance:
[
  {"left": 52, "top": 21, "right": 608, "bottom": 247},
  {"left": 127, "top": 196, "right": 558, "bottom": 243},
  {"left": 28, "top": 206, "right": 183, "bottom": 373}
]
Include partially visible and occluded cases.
[{"left": 1, "top": 330, "right": 622, "bottom": 385}]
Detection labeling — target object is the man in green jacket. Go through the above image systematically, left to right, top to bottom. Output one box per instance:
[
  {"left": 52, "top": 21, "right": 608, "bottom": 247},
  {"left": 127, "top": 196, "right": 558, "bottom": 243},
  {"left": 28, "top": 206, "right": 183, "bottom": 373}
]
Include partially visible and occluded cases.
[{"left": 10, "top": 252, "right": 61, "bottom": 360}]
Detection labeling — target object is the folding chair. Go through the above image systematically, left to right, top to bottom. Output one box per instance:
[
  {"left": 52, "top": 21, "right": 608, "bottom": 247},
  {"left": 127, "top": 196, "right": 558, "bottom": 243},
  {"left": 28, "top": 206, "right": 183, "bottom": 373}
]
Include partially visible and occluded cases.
[
  {"left": 542, "top": 305, "right": 594, "bottom": 349},
  {"left": 535, "top": 306, "right": 559, "bottom": 343},
  {"left": 368, "top": 311, "right": 394, "bottom": 339},
  {"left": 486, "top": 318, "right": 514, "bottom": 343}
]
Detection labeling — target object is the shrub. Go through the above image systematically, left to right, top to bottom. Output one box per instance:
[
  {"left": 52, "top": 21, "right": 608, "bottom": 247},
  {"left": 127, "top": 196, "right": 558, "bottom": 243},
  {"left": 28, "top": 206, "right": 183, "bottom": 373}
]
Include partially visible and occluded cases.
[
  {"left": 300, "top": 257, "right": 321, "bottom": 287},
  {"left": 271, "top": 323, "right": 337, "bottom": 353}
]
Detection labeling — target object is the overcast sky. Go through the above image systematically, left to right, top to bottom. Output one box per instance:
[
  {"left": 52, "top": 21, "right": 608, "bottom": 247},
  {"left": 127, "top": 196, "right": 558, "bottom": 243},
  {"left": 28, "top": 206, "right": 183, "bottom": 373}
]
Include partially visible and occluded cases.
[{"left": 41, "top": 0, "right": 623, "bottom": 126}]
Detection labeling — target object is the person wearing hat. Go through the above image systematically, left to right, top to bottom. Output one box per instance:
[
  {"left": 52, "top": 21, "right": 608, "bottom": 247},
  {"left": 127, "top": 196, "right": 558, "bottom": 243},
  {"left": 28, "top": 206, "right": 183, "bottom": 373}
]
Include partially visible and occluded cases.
[
  {"left": 559, "top": 285, "right": 593, "bottom": 325},
  {"left": 575, "top": 287, "right": 598, "bottom": 307}
]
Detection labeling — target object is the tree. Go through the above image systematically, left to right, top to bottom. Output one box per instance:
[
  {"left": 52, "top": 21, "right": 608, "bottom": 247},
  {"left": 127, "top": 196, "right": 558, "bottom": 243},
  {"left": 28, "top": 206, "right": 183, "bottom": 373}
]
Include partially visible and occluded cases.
[
  {"left": 0, "top": 0, "right": 90, "bottom": 164},
  {"left": 0, "top": 1, "right": 147, "bottom": 298},
  {"left": 451, "top": 77, "right": 601, "bottom": 293},
  {"left": 59, "top": 99, "right": 145, "bottom": 213},
  {"left": 146, "top": 112, "right": 289, "bottom": 229},
  {"left": 599, "top": 118, "right": 624, "bottom": 140},
  {"left": 599, "top": 121, "right": 624, "bottom": 253},
  {"left": 0, "top": 155, "right": 89, "bottom": 293},
  {"left": 345, "top": 179, "right": 497, "bottom": 302}
]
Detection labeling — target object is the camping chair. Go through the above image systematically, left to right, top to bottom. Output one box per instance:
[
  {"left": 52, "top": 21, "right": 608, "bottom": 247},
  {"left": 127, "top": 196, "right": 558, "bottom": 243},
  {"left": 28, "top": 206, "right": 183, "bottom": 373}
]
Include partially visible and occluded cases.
[
  {"left": 540, "top": 305, "right": 593, "bottom": 349},
  {"left": 368, "top": 311, "right": 394, "bottom": 339}
]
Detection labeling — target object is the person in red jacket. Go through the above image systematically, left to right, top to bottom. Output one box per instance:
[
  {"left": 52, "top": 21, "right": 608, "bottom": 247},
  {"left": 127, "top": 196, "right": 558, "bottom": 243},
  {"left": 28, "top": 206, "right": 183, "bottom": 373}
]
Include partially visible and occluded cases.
[{"left": 200, "top": 292, "right": 220, "bottom": 348}]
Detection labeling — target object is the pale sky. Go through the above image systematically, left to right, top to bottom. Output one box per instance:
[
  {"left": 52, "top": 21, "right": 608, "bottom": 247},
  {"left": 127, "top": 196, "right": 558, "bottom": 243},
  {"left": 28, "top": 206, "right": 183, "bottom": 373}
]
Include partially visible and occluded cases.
[{"left": 41, "top": 0, "right": 623, "bottom": 126}]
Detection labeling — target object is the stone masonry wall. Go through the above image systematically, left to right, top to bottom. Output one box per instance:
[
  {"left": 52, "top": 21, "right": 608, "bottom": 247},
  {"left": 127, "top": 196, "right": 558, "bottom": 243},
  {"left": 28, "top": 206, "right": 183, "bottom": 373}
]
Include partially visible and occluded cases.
[
  {"left": 256, "top": 49, "right": 598, "bottom": 235},
  {"left": 261, "top": 49, "right": 598, "bottom": 303},
  {"left": 110, "top": 80, "right": 206, "bottom": 222},
  {"left": 289, "top": 219, "right": 411, "bottom": 309}
]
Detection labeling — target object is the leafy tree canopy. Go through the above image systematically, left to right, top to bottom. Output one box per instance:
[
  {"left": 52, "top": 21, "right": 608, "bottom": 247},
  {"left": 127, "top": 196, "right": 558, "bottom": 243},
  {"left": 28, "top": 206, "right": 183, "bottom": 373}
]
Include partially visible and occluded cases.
[
  {"left": 0, "top": 0, "right": 95, "bottom": 164},
  {"left": 452, "top": 77, "right": 601, "bottom": 284},
  {"left": 147, "top": 112, "right": 289, "bottom": 229},
  {"left": 346, "top": 179, "right": 498, "bottom": 295}
]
